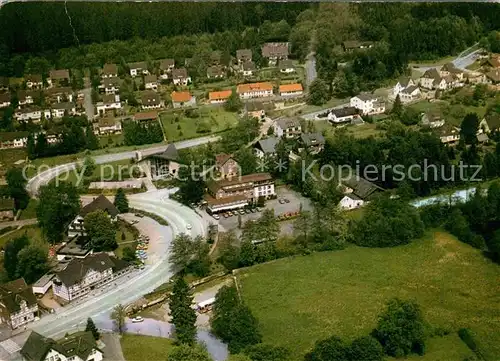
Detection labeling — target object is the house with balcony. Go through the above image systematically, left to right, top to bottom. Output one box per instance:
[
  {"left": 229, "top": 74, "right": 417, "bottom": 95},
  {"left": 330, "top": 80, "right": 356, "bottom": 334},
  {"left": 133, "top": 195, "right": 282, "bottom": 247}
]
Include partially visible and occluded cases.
[
  {"left": 261, "top": 42, "right": 289, "bottom": 65},
  {"left": 236, "top": 49, "right": 252, "bottom": 65},
  {"left": 158, "top": 59, "right": 175, "bottom": 80},
  {"left": 279, "top": 60, "right": 295, "bottom": 74},
  {"left": 128, "top": 61, "right": 149, "bottom": 77},
  {"left": 241, "top": 61, "right": 256, "bottom": 76},
  {"left": 102, "top": 63, "right": 118, "bottom": 78},
  {"left": 207, "top": 65, "right": 225, "bottom": 79},
  {"left": 172, "top": 68, "right": 191, "bottom": 86},
  {"left": 48, "top": 69, "right": 70, "bottom": 88},
  {"left": 25, "top": 74, "right": 43, "bottom": 89},
  {"left": 144, "top": 74, "right": 158, "bottom": 91},
  {"left": 100, "top": 77, "right": 120, "bottom": 95},
  {"left": 399, "top": 85, "right": 421, "bottom": 103},
  {"left": 44, "top": 87, "right": 74, "bottom": 103},
  {"left": 18, "top": 90, "right": 38, "bottom": 107},
  {"left": 141, "top": 91, "right": 163, "bottom": 110},
  {"left": 0, "top": 92, "right": 11, "bottom": 108},
  {"left": 96, "top": 94, "right": 121, "bottom": 116},
  {"left": 50, "top": 102, "right": 77, "bottom": 118},
  {"left": 14, "top": 107, "right": 45, "bottom": 123},
  {"left": 94, "top": 117, "right": 122, "bottom": 135},
  {"left": 274, "top": 118, "right": 302, "bottom": 138},
  {"left": 0, "top": 132, "right": 30, "bottom": 149},
  {"left": 215, "top": 153, "right": 240, "bottom": 179},
  {"left": 205, "top": 173, "right": 275, "bottom": 213},
  {"left": 68, "top": 195, "right": 119, "bottom": 238},
  {"left": 52, "top": 253, "right": 130, "bottom": 303},
  {"left": 0, "top": 278, "right": 39, "bottom": 330},
  {"left": 21, "top": 330, "right": 103, "bottom": 361}
]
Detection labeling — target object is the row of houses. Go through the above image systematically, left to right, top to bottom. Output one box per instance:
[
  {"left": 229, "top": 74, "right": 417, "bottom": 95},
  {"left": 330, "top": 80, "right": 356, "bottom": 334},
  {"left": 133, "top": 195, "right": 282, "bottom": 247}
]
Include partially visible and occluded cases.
[
  {"left": 208, "top": 82, "right": 303, "bottom": 104},
  {"left": 0, "top": 131, "right": 60, "bottom": 149}
]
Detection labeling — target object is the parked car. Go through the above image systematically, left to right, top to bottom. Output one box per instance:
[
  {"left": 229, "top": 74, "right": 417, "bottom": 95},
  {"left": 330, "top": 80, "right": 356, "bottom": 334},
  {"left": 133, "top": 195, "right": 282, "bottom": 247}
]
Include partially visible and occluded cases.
[
  {"left": 284, "top": 198, "right": 290, "bottom": 203},
  {"left": 279, "top": 199, "right": 286, "bottom": 204},
  {"left": 256, "top": 207, "right": 262, "bottom": 212},
  {"left": 250, "top": 208, "right": 257, "bottom": 213},
  {"left": 239, "top": 209, "right": 245, "bottom": 215},
  {"left": 245, "top": 209, "right": 251, "bottom": 214},
  {"left": 227, "top": 211, "right": 233, "bottom": 217},
  {"left": 134, "top": 213, "right": 144, "bottom": 218},
  {"left": 223, "top": 213, "right": 229, "bottom": 218},
  {"left": 213, "top": 214, "right": 220, "bottom": 220},
  {"left": 186, "top": 224, "right": 192, "bottom": 230},
  {"left": 131, "top": 316, "right": 144, "bottom": 323}
]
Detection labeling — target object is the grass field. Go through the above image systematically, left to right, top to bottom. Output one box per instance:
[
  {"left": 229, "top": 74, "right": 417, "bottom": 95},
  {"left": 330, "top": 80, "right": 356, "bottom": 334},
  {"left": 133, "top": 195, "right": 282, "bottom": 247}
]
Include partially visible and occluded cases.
[
  {"left": 160, "top": 107, "right": 238, "bottom": 142},
  {"left": 315, "top": 120, "right": 385, "bottom": 140},
  {"left": 0, "top": 148, "right": 27, "bottom": 169},
  {"left": 54, "top": 159, "right": 136, "bottom": 186},
  {"left": 19, "top": 199, "right": 38, "bottom": 220},
  {"left": 114, "top": 220, "right": 139, "bottom": 258},
  {"left": 0, "top": 225, "right": 43, "bottom": 249},
  {"left": 237, "top": 230, "right": 500, "bottom": 360},
  {"left": 120, "top": 335, "right": 173, "bottom": 361}
]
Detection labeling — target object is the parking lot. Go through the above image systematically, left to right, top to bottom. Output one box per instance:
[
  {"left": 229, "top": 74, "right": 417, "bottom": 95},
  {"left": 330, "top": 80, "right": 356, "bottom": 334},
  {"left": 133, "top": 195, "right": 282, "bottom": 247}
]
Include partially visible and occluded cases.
[{"left": 214, "top": 186, "right": 312, "bottom": 232}]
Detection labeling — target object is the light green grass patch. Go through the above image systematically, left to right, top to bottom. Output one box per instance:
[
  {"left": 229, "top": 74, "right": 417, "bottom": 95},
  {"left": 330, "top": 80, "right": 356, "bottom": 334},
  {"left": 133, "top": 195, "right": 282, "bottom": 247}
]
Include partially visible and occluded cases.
[
  {"left": 160, "top": 107, "right": 238, "bottom": 142},
  {"left": 115, "top": 220, "right": 138, "bottom": 258},
  {"left": 0, "top": 225, "right": 43, "bottom": 249},
  {"left": 238, "top": 231, "right": 500, "bottom": 360},
  {"left": 120, "top": 335, "right": 174, "bottom": 361}
]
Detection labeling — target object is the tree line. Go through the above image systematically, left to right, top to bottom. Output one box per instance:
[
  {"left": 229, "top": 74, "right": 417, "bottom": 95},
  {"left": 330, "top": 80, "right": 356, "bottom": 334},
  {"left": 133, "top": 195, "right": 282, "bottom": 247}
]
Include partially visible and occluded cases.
[{"left": 122, "top": 120, "right": 164, "bottom": 146}]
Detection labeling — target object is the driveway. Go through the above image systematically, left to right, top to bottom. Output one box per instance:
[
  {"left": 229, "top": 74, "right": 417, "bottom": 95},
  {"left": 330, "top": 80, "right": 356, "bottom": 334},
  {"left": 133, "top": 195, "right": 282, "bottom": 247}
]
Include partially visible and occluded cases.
[
  {"left": 305, "top": 52, "right": 317, "bottom": 86},
  {"left": 82, "top": 78, "right": 94, "bottom": 121},
  {"left": 100, "top": 333, "right": 125, "bottom": 361}
]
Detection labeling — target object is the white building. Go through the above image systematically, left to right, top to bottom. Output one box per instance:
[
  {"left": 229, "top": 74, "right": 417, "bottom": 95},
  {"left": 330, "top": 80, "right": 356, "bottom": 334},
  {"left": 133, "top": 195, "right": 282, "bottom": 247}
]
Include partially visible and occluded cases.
[
  {"left": 128, "top": 61, "right": 149, "bottom": 77},
  {"left": 172, "top": 68, "right": 191, "bottom": 86},
  {"left": 25, "top": 74, "right": 43, "bottom": 89},
  {"left": 144, "top": 74, "right": 158, "bottom": 91},
  {"left": 101, "top": 77, "right": 120, "bottom": 95},
  {"left": 393, "top": 77, "right": 415, "bottom": 97},
  {"left": 237, "top": 82, "right": 273, "bottom": 99},
  {"left": 279, "top": 83, "right": 303, "bottom": 97},
  {"left": 399, "top": 85, "right": 421, "bottom": 103},
  {"left": 0, "top": 92, "right": 11, "bottom": 108},
  {"left": 96, "top": 94, "right": 121, "bottom": 116},
  {"left": 350, "top": 94, "right": 385, "bottom": 115},
  {"left": 50, "top": 102, "right": 76, "bottom": 118},
  {"left": 327, "top": 107, "right": 360, "bottom": 124},
  {"left": 94, "top": 117, "right": 122, "bottom": 135},
  {"left": 274, "top": 118, "right": 302, "bottom": 138},
  {"left": 339, "top": 194, "right": 364, "bottom": 210},
  {"left": 68, "top": 195, "right": 119, "bottom": 238},
  {"left": 53, "top": 253, "right": 130, "bottom": 303},
  {"left": 0, "top": 279, "right": 39, "bottom": 330},
  {"left": 21, "top": 330, "right": 103, "bottom": 361}
]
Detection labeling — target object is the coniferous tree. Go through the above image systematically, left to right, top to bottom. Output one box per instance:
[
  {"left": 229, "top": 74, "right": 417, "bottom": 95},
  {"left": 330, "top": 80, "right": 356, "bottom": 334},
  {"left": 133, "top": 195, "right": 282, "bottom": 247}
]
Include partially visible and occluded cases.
[
  {"left": 86, "top": 125, "right": 100, "bottom": 150},
  {"left": 114, "top": 188, "right": 129, "bottom": 213},
  {"left": 169, "top": 277, "right": 197, "bottom": 345},
  {"left": 85, "top": 317, "right": 100, "bottom": 340}
]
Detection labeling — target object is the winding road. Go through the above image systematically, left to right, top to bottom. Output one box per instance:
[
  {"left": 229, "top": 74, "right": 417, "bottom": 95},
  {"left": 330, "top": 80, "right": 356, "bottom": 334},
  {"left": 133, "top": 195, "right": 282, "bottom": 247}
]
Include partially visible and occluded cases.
[{"left": 20, "top": 137, "right": 228, "bottom": 359}]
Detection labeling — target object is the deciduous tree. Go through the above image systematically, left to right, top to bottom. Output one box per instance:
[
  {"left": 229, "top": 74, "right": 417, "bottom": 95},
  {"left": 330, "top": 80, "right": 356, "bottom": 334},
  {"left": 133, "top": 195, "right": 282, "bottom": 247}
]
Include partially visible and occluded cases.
[
  {"left": 6, "top": 167, "right": 29, "bottom": 210},
  {"left": 84, "top": 210, "right": 118, "bottom": 251},
  {"left": 15, "top": 244, "right": 49, "bottom": 284},
  {"left": 111, "top": 304, "right": 126, "bottom": 334}
]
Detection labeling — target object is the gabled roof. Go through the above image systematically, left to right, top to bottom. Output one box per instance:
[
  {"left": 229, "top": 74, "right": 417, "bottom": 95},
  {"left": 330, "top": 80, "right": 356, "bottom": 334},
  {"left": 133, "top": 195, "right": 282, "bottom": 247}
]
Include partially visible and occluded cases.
[
  {"left": 262, "top": 42, "right": 289, "bottom": 58},
  {"left": 236, "top": 49, "right": 252, "bottom": 61},
  {"left": 159, "top": 58, "right": 175, "bottom": 70},
  {"left": 279, "top": 60, "right": 294, "bottom": 70},
  {"left": 128, "top": 61, "right": 147, "bottom": 69},
  {"left": 242, "top": 61, "right": 256, "bottom": 71},
  {"left": 102, "top": 63, "right": 118, "bottom": 75},
  {"left": 207, "top": 65, "right": 225, "bottom": 77},
  {"left": 172, "top": 68, "right": 188, "bottom": 79},
  {"left": 423, "top": 68, "right": 441, "bottom": 81},
  {"left": 49, "top": 69, "right": 70, "bottom": 80},
  {"left": 486, "top": 69, "right": 500, "bottom": 83},
  {"left": 25, "top": 74, "right": 43, "bottom": 83},
  {"left": 144, "top": 74, "right": 158, "bottom": 84},
  {"left": 102, "top": 77, "right": 120, "bottom": 88},
  {"left": 397, "top": 77, "right": 412, "bottom": 88},
  {"left": 237, "top": 82, "right": 273, "bottom": 94},
  {"left": 279, "top": 83, "right": 303, "bottom": 93},
  {"left": 401, "top": 85, "right": 419, "bottom": 94},
  {"left": 44, "top": 87, "right": 73, "bottom": 96},
  {"left": 209, "top": 90, "right": 232, "bottom": 101},
  {"left": 141, "top": 91, "right": 161, "bottom": 106},
  {"left": 171, "top": 91, "right": 192, "bottom": 103},
  {"left": 0, "top": 92, "right": 11, "bottom": 103},
  {"left": 354, "top": 93, "right": 378, "bottom": 102},
  {"left": 101, "top": 94, "right": 118, "bottom": 104},
  {"left": 52, "top": 102, "right": 76, "bottom": 110},
  {"left": 329, "top": 106, "right": 359, "bottom": 118},
  {"left": 134, "top": 111, "right": 158, "bottom": 121},
  {"left": 484, "top": 113, "right": 500, "bottom": 130},
  {"left": 276, "top": 118, "right": 300, "bottom": 130},
  {"left": 301, "top": 132, "right": 325, "bottom": 147},
  {"left": 255, "top": 137, "right": 278, "bottom": 154},
  {"left": 150, "top": 144, "right": 179, "bottom": 161},
  {"left": 215, "top": 153, "right": 234, "bottom": 167},
  {"left": 343, "top": 174, "right": 384, "bottom": 200},
  {"left": 80, "top": 194, "right": 119, "bottom": 217},
  {"left": 55, "top": 253, "right": 124, "bottom": 287},
  {"left": 0, "top": 278, "right": 37, "bottom": 314},
  {"left": 21, "top": 331, "right": 101, "bottom": 361}
]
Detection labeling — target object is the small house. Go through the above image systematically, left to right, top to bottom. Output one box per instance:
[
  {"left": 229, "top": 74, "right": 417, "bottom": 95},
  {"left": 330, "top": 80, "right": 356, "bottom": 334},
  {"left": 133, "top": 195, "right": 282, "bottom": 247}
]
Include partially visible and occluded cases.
[
  {"left": 261, "top": 42, "right": 289, "bottom": 65},
  {"left": 236, "top": 49, "right": 252, "bottom": 65},
  {"left": 279, "top": 60, "right": 295, "bottom": 74},
  {"left": 128, "top": 61, "right": 149, "bottom": 77},
  {"left": 242, "top": 61, "right": 256, "bottom": 77},
  {"left": 102, "top": 63, "right": 118, "bottom": 78},
  {"left": 172, "top": 68, "right": 191, "bottom": 86},
  {"left": 48, "top": 69, "right": 70, "bottom": 87},
  {"left": 144, "top": 74, "right": 158, "bottom": 91},
  {"left": 279, "top": 83, "right": 303, "bottom": 97},
  {"left": 209, "top": 90, "right": 232, "bottom": 104},
  {"left": 141, "top": 91, "right": 163, "bottom": 110},
  {"left": 171, "top": 91, "right": 195, "bottom": 108},
  {"left": 274, "top": 118, "right": 302, "bottom": 139}
]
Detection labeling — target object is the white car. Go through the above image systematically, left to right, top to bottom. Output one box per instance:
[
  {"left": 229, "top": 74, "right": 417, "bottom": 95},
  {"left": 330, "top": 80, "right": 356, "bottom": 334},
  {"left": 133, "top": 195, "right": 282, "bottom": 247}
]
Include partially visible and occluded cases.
[
  {"left": 213, "top": 214, "right": 220, "bottom": 220},
  {"left": 186, "top": 224, "right": 192, "bottom": 230},
  {"left": 131, "top": 316, "right": 144, "bottom": 323}
]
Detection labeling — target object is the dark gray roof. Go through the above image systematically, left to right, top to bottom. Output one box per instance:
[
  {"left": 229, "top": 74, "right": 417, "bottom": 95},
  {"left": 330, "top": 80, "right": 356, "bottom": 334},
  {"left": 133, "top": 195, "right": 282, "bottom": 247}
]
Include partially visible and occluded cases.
[
  {"left": 236, "top": 49, "right": 252, "bottom": 61},
  {"left": 159, "top": 59, "right": 175, "bottom": 70},
  {"left": 279, "top": 60, "right": 294, "bottom": 70},
  {"left": 128, "top": 61, "right": 147, "bottom": 69},
  {"left": 242, "top": 61, "right": 256, "bottom": 71},
  {"left": 102, "top": 63, "right": 118, "bottom": 75},
  {"left": 207, "top": 65, "right": 225, "bottom": 77},
  {"left": 172, "top": 68, "right": 188, "bottom": 79},
  {"left": 423, "top": 68, "right": 441, "bottom": 81},
  {"left": 144, "top": 74, "right": 158, "bottom": 83},
  {"left": 103, "top": 77, "right": 120, "bottom": 88},
  {"left": 398, "top": 77, "right": 412, "bottom": 87},
  {"left": 401, "top": 85, "right": 419, "bottom": 94},
  {"left": 141, "top": 91, "right": 161, "bottom": 106},
  {"left": 0, "top": 92, "right": 11, "bottom": 103},
  {"left": 354, "top": 93, "right": 378, "bottom": 101},
  {"left": 245, "top": 101, "right": 273, "bottom": 112},
  {"left": 52, "top": 102, "right": 75, "bottom": 110},
  {"left": 329, "top": 106, "right": 358, "bottom": 118},
  {"left": 276, "top": 118, "right": 300, "bottom": 130},
  {"left": 301, "top": 132, "right": 325, "bottom": 147},
  {"left": 255, "top": 137, "right": 278, "bottom": 154},
  {"left": 150, "top": 144, "right": 179, "bottom": 161},
  {"left": 343, "top": 175, "right": 384, "bottom": 200},
  {"left": 80, "top": 194, "right": 119, "bottom": 217},
  {"left": 55, "top": 253, "right": 124, "bottom": 287},
  {"left": 0, "top": 278, "right": 37, "bottom": 314},
  {"left": 21, "top": 331, "right": 100, "bottom": 361}
]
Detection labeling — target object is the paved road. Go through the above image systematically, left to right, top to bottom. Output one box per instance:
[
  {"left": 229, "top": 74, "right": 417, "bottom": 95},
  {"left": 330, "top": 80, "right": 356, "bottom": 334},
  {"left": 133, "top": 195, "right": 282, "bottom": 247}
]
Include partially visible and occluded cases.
[
  {"left": 412, "top": 43, "right": 481, "bottom": 72},
  {"left": 305, "top": 52, "right": 317, "bottom": 86},
  {"left": 82, "top": 78, "right": 94, "bottom": 120},
  {"left": 26, "top": 135, "right": 220, "bottom": 196},
  {"left": 29, "top": 190, "right": 207, "bottom": 340},
  {"left": 0, "top": 218, "right": 37, "bottom": 229}
]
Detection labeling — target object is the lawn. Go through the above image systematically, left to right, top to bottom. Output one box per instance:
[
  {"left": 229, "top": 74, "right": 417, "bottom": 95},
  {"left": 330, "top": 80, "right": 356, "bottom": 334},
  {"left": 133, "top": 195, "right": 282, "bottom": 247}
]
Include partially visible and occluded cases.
[
  {"left": 408, "top": 99, "right": 488, "bottom": 127},
  {"left": 160, "top": 107, "right": 238, "bottom": 142},
  {"left": 315, "top": 120, "right": 385, "bottom": 140},
  {"left": 99, "top": 133, "right": 124, "bottom": 148},
  {"left": 0, "top": 148, "right": 27, "bottom": 169},
  {"left": 54, "top": 159, "right": 136, "bottom": 187},
  {"left": 19, "top": 199, "right": 38, "bottom": 220},
  {"left": 114, "top": 219, "right": 139, "bottom": 258},
  {"left": 0, "top": 225, "right": 43, "bottom": 249},
  {"left": 237, "top": 230, "right": 500, "bottom": 360},
  {"left": 120, "top": 335, "right": 174, "bottom": 361}
]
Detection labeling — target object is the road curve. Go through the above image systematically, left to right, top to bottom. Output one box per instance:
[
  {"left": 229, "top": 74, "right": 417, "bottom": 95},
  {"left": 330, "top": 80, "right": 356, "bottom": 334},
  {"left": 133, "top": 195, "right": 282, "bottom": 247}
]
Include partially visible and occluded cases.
[
  {"left": 27, "top": 135, "right": 220, "bottom": 196},
  {"left": 31, "top": 190, "right": 207, "bottom": 339}
]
